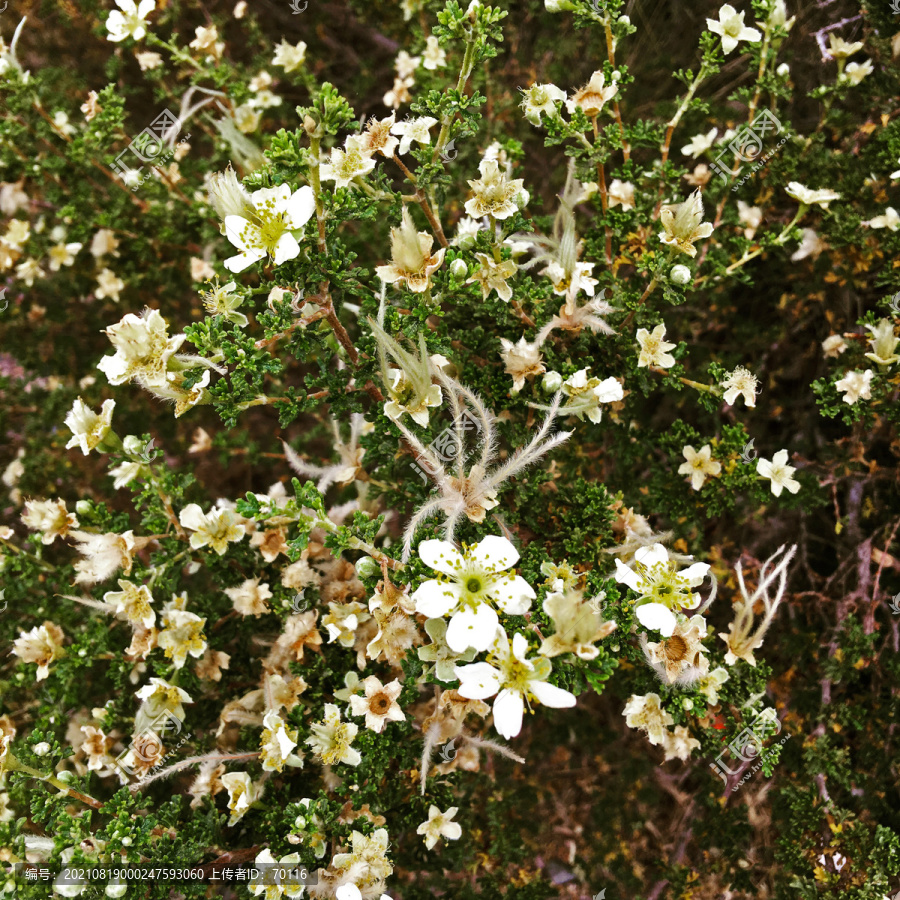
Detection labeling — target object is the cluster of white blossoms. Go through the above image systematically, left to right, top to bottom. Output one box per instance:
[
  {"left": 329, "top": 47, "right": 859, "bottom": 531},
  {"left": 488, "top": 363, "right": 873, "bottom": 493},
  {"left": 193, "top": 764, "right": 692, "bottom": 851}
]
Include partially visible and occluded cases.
[{"left": 824, "top": 318, "right": 899, "bottom": 407}]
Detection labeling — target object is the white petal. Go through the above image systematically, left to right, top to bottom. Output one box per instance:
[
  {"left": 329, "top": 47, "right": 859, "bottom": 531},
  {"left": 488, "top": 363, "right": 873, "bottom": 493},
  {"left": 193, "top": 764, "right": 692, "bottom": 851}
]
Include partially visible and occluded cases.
[
  {"left": 285, "top": 185, "right": 316, "bottom": 227},
  {"left": 223, "top": 215, "right": 253, "bottom": 249},
  {"left": 273, "top": 233, "right": 300, "bottom": 266},
  {"left": 224, "top": 249, "right": 266, "bottom": 273},
  {"left": 470, "top": 535, "right": 519, "bottom": 573},
  {"left": 418, "top": 539, "right": 464, "bottom": 576},
  {"left": 634, "top": 543, "right": 668, "bottom": 568},
  {"left": 613, "top": 559, "right": 643, "bottom": 591},
  {"left": 680, "top": 562, "right": 710, "bottom": 585},
  {"left": 491, "top": 574, "right": 535, "bottom": 615},
  {"left": 412, "top": 579, "right": 459, "bottom": 618},
  {"left": 635, "top": 603, "right": 677, "bottom": 637},
  {"left": 446, "top": 604, "right": 499, "bottom": 653},
  {"left": 511, "top": 632, "right": 530, "bottom": 663},
  {"left": 455, "top": 662, "right": 501, "bottom": 699},
  {"left": 529, "top": 680, "right": 577, "bottom": 709},
  {"left": 492, "top": 688, "right": 524, "bottom": 739}
]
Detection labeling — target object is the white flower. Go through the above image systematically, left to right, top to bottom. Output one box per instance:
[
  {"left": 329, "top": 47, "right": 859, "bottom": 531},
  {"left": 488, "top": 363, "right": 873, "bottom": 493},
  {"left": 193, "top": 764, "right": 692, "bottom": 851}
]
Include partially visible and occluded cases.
[
  {"left": 106, "top": 0, "right": 155, "bottom": 42},
  {"left": 706, "top": 4, "right": 762, "bottom": 54},
  {"left": 827, "top": 34, "right": 863, "bottom": 60},
  {"left": 422, "top": 35, "right": 446, "bottom": 70},
  {"left": 273, "top": 39, "right": 307, "bottom": 73},
  {"left": 394, "top": 50, "right": 420, "bottom": 79},
  {"left": 842, "top": 59, "right": 874, "bottom": 85},
  {"left": 566, "top": 70, "right": 618, "bottom": 116},
  {"left": 521, "top": 83, "right": 566, "bottom": 126},
  {"left": 390, "top": 116, "right": 437, "bottom": 155},
  {"left": 681, "top": 128, "right": 718, "bottom": 158},
  {"left": 320, "top": 136, "right": 377, "bottom": 190},
  {"left": 464, "top": 158, "right": 527, "bottom": 220},
  {"left": 608, "top": 178, "right": 635, "bottom": 210},
  {"left": 785, "top": 182, "right": 841, "bottom": 209},
  {"left": 223, "top": 184, "right": 315, "bottom": 273},
  {"left": 659, "top": 190, "right": 714, "bottom": 257},
  {"left": 736, "top": 200, "right": 763, "bottom": 238},
  {"left": 376, "top": 206, "right": 446, "bottom": 291},
  {"left": 863, "top": 207, "right": 900, "bottom": 232},
  {"left": 791, "top": 228, "right": 827, "bottom": 261},
  {"left": 48, "top": 241, "right": 82, "bottom": 271},
  {"left": 467, "top": 253, "right": 518, "bottom": 301},
  {"left": 95, "top": 268, "right": 125, "bottom": 302},
  {"left": 98, "top": 308, "right": 185, "bottom": 388},
  {"left": 864, "top": 320, "right": 899, "bottom": 367},
  {"left": 636, "top": 323, "right": 677, "bottom": 369},
  {"left": 821, "top": 334, "right": 848, "bottom": 358},
  {"left": 499, "top": 336, "right": 545, "bottom": 392},
  {"left": 720, "top": 365, "right": 758, "bottom": 407},
  {"left": 560, "top": 369, "right": 623, "bottom": 423},
  {"left": 834, "top": 369, "right": 875, "bottom": 404},
  {"left": 65, "top": 398, "right": 115, "bottom": 455},
  {"left": 678, "top": 444, "right": 722, "bottom": 491},
  {"left": 756, "top": 449, "right": 801, "bottom": 497},
  {"left": 21, "top": 499, "right": 78, "bottom": 544},
  {"left": 179, "top": 504, "right": 245, "bottom": 554},
  {"left": 70, "top": 530, "right": 137, "bottom": 584},
  {"left": 413, "top": 536, "right": 535, "bottom": 653},
  {"left": 614, "top": 543, "right": 710, "bottom": 637},
  {"left": 103, "top": 579, "right": 155, "bottom": 629},
  {"left": 158, "top": 606, "right": 206, "bottom": 668},
  {"left": 12, "top": 622, "right": 66, "bottom": 681},
  {"left": 455, "top": 629, "right": 576, "bottom": 739},
  {"left": 349, "top": 676, "right": 405, "bottom": 733},
  {"left": 134, "top": 677, "right": 192, "bottom": 729},
  {"left": 622, "top": 692, "right": 674, "bottom": 745},
  {"left": 305, "top": 703, "right": 361, "bottom": 766},
  {"left": 259, "top": 711, "right": 301, "bottom": 772},
  {"left": 661, "top": 724, "right": 701, "bottom": 761},
  {"left": 220, "top": 772, "right": 260, "bottom": 826},
  {"left": 416, "top": 805, "right": 462, "bottom": 850},
  {"left": 249, "top": 849, "right": 304, "bottom": 898}
]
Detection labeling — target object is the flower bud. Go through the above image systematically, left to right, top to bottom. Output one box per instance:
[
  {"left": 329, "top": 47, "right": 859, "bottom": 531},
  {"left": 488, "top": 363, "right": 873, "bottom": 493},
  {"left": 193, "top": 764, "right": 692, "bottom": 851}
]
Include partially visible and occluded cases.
[
  {"left": 545, "top": 0, "right": 576, "bottom": 10},
  {"left": 618, "top": 14, "right": 631, "bottom": 24},
  {"left": 776, "top": 63, "right": 790, "bottom": 78},
  {"left": 457, "top": 233, "right": 476, "bottom": 251},
  {"left": 450, "top": 258, "right": 468, "bottom": 278},
  {"left": 670, "top": 264, "right": 692, "bottom": 285},
  {"left": 542, "top": 370, "right": 563, "bottom": 391},
  {"left": 123, "top": 435, "right": 144, "bottom": 456},
  {"left": 75, "top": 500, "right": 92, "bottom": 516},
  {"left": 355, "top": 556, "right": 381, "bottom": 580},
  {"left": 34, "top": 742, "right": 51, "bottom": 756}
]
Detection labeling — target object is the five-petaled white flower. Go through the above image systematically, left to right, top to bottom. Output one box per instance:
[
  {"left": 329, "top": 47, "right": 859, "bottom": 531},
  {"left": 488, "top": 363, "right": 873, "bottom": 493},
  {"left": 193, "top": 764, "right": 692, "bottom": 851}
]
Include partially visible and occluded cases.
[
  {"left": 106, "top": 0, "right": 156, "bottom": 42},
  {"left": 706, "top": 4, "right": 762, "bottom": 54},
  {"left": 272, "top": 39, "right": 307, "bottom": 73},
  {"left": 521, "top": 83, "right": 566, "bottom": 126},
  {"left": 390, "top": 116, "right": 437, "bottom": 155},
  {"left": 681, "top": 128, "right": 718, "bottom": 158},
  {"left": 320, "top": 136, "right": 377, "bottom": 190},
  {"left": 464, "top": 158, "right": 527, "bottom": 220},
  {"left": 785, "top": 182, "right": 841, "bottom": 209},
  {"left": 223, "top": 184, "right": 315, "bottom": 273},
  {"left": 659, "top": 190, "right": 714, "bottom": 257},
  {"left": 98, "top": 309, "right": 185, "bottom": 389},
  {"left": 864, "top": 320, "right": 899, "bottom": 367},
  {"left": 636, "top": 323, "right": 677, "bottom": 369},
  {"left": 720, "top": 365, "right": 758, "bottom": 407},
  {"left": 560, "top": 369, "right": 623, "bottom": 423},
  {"left": 834, "top": 369, "right": 875, "bottom": 404},
  {"left": 65, "top": 398, "right": 116, "bottom": 455},
  {"left": 678, "top": 444, "right": 722, "bottom": 491},
  {"left": 756, "top": 449, "right": 801, "bottom": 497},
  {"left": 179, "top": 504, "right": 245, "bottom": 554},
  {"left": 413, "top": 536, "right": 535, "bottom": 653},
  {"left": 614, "top": 543, "right": 711, "bottom": 637},
  {"left": 455, "top": 628, "right": 576, "bottom": 739},
  {"left": 348, "top": 676, "right": 406, "bottom": 733},
  {"left": 623, "top": 692, "right": 675, "bottom": 745},
  {"left": 305, "top": 703, "right": 361, "bottom": 766},
  {"left": 416, "top": 805, "right": 463, "bottom": 850},
  {"left": 249, "top": 849, "right": 304, "bottom": 898}
]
